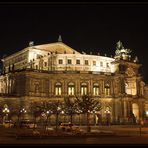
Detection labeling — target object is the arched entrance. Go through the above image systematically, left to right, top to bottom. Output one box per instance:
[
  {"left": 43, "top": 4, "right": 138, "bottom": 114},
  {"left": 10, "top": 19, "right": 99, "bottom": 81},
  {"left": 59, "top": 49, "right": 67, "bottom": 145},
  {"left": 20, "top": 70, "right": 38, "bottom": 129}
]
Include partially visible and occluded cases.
[{"left": 132, "top": 103, "right": 139, "bottom": 121}]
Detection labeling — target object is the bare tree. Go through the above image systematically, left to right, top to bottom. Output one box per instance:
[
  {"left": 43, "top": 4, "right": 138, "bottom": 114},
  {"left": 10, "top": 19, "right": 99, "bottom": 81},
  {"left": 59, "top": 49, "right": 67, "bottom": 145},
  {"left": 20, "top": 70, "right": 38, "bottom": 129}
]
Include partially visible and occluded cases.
[
  {"left": 76, "top": 95, "right": 102, "bottom": 132},
  {"left": 64, "top": 97, "right": 77, "bottom": 124},
  {"left": 48, "top": 100, "right": 64, "bottom": 132},
  {"left": 30, "top": 102, "right": 45, "bottom": 128}
]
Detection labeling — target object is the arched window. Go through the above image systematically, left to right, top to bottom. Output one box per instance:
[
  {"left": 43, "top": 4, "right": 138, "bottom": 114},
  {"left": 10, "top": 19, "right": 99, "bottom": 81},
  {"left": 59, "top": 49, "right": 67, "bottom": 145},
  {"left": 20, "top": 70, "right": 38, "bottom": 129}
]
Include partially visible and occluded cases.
[
  {"left": 106, "top": 63, "right": 109, "bottom": 68},
  {"left": 55, "top": 82, "right": 62, "bottom": 96},
  {"left": 68, "top": 82, "right": 75, "bottom": 96},
  {"left": 81, "top": 82, "right": 88, "bottom": 95},
  {"left": 93, "top": 83, "right": 99, "bottom": 96},
  {"left": 105, "top": 83, "right": 110, "bottom": 96}
]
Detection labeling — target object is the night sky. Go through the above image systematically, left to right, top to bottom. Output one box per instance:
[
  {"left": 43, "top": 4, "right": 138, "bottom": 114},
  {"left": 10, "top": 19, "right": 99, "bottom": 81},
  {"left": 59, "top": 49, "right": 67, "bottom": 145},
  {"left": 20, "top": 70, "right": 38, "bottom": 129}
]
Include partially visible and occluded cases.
[{"left": 0, "top": 3, "right": 148, "bottom": 82}]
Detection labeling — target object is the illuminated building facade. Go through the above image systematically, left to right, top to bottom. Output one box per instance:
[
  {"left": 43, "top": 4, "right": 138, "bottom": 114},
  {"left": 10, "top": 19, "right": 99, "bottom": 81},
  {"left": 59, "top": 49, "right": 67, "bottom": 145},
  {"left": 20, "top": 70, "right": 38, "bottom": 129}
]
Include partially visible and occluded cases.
[{"left": 0, "top": 38, "right": 148, "bottom": 125}]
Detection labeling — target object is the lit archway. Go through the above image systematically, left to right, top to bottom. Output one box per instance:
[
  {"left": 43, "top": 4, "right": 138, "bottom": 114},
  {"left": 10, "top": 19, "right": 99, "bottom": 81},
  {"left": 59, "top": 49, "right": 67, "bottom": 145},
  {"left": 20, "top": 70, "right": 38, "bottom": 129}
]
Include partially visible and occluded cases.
[{"left": 132, "top": 103, "right": 139, "bottom": 120}]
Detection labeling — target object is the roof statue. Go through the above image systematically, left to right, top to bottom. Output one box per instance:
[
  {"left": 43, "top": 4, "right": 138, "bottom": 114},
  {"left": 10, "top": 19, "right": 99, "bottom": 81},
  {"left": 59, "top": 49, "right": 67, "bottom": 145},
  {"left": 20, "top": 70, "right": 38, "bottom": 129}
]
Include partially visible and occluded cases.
[
  {"left": 58, "top": 35, "right": 62, "bottom": 42},
  {"left": 115, "top": 40, "right": 123, "bottom": 56},
  {"left": 116, "top": 40, "right": 124, "bottom": 50},
  {"left": 29, "top": 41, "right": 34, "bottom": 47},
  {"left": 114, "top": 41, "right": 132, "bottom": 60},
  {"left": 134, "top": 56, "right": 139, "bottom": 63}
]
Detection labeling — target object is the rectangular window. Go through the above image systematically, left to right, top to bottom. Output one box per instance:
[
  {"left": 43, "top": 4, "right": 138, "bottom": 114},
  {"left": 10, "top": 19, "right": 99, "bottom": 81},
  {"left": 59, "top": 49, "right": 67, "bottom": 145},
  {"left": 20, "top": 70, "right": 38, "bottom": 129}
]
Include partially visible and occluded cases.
[
  {"left": 59, "top": 59, "right": 63, "bottom": 64},
  {"left": 67, "top": 59, "right": 72, "bottom": 64},
  {"left": 76, "top": 59, "right": 80, "bottom": 64},
  {"left": 85, "top": 60, "right": 89, "bottom": 65},
  {"left": 93, "top": 61, "right": 96, "bottom": 66},
  {"left": 44, "top": 62, "right": 47, "bottom": 67},
  {"left": 100, "top": 62, "right": 103, "bottom": 67},
  {"left": 106, "top": 63, "right": 109, "bottom": 68},
  {"left": 125, "top": 82, "right": 137, "bottom": 95},
  {"left": 68, "top": 86, "right": 75, "bottom": 95},
  {"left": 55, "top": 87, "right": 62, "bottom": 95},
  {"left": 81, "top": 87, "right": 87, "bottom": 95},
  {"left": 93, "top": 87, "right": 99, "bottom": 96},
  {"left": 105, "top": 88, "right": 110, "bottom": 96}
]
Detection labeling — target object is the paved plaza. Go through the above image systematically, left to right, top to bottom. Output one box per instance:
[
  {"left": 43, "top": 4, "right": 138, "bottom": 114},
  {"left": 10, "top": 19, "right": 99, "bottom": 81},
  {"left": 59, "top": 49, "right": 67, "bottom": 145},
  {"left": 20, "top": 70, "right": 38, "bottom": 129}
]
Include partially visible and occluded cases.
[{"left": 0, "top": 125, "right": 148, "bottom": 145}]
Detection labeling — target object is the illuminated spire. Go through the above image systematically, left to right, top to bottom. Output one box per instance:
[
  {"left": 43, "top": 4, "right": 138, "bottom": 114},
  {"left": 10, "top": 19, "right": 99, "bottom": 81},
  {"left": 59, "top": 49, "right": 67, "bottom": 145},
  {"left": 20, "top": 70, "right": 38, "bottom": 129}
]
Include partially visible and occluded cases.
[{"left": 58, "top": 35, "right": 62, "bottom": 42}]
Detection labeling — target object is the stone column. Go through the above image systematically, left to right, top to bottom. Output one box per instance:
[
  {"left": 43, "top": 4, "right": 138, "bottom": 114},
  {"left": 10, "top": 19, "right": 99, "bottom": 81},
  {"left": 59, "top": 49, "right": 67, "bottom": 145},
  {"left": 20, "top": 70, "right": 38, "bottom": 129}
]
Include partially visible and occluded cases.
[
  {"left": 90, "top": 78, "right": 93, "bottom": 95},
  {"left": 51, "top": 79, "right": 55, "bottom": 96},
  {"left": 63, "top": 79, "right": 67, "bottom": 96},
  {"left": 75, "top": 79, "right": 77, "bottom": 96},
  {"left": 77, "top": 79, "right": 80, "bottom": 96},
  {"left": 88, "top": 79, "right": 91, "bottom": 95},
  {"left": 110, "top": 79, "right": 114, "bottom": 96},
  {"left": 102, "top": 80, "right": 104, "bottom": 96},
  {"left": 112, "top": 99, "right": 116, "bottom": 123},
  {"left": 120, "top": 99, "right": 124, "bottom": 123},
  {"left": 123, "top": 100, "right": 128, "bottom": 122},
  {"left": 139, "top": 100, "right": 145, "bottom": 120},
  {"left": 126, "top": 101, "right": 130, "bottom": 119}
]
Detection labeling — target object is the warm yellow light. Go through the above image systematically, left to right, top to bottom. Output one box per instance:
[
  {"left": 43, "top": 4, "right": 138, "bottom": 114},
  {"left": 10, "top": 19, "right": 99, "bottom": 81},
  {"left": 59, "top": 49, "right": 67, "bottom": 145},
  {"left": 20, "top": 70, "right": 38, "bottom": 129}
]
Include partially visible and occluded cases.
[
  {"left": 61, "top": 111, "right": 64, "bottom": 114},
  {"left": 146, "top": 111, "right": 148, "bottom": 117}
]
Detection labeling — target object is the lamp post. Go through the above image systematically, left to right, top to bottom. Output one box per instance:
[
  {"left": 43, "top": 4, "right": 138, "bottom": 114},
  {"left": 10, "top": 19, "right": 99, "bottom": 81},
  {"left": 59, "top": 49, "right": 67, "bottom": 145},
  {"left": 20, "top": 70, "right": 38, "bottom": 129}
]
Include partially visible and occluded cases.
[
  {"left": 55, "top": 106, "right": 62, "bottom": 131},
  {"left": 3, "top": 107, "right": 10, "bottom": 122},
  {"left": 20, "top": 108, "right": 27, "bottom": 120},
  {"left": 76, "top": 109, "right": 82, "bottom": 126},
  {"left": 46, "top": 110, "right": 53, "bottom": 127},
  {"left": 61, "top": 110, "right": 65, "bottom": 122},
  {"left": 91, "top": 110, "right": 97, "bottom": 126},
  {"left": 146, "top": 111, "right": 148, "bottom": 120}
]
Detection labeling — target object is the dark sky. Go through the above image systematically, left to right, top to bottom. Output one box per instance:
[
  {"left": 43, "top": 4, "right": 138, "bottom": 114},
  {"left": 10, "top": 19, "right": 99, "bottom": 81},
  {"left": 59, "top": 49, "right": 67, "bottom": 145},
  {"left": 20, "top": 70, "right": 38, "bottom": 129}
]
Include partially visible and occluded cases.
[{"left": 0, "top": 3, "right": 148, "bottom": 82}]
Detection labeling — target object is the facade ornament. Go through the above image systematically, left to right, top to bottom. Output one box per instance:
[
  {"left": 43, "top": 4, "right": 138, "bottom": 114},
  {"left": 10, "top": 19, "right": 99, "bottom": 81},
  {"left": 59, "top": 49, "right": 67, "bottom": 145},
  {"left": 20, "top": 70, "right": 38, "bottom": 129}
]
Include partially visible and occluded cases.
[
  {"left": 58, "top": 35, "right": 62, "bottom": 42},
  {"left": 115, "top": 40, "right": 123, "bottom": 57},
  {"left": 116, "top": 40, "right": 124, "bottom": 50},
  {"left": 29, "top": 41, "right": 34, "bottom": 47},
  {"left": 115, "top": 41, "right": 132, "bottom": 60},
  {"left": 134, "top": 56, "right": 139, "bottom": 63},
  {"left": 125, "top": 68, "right": 135, "bottom": 77},
  {"left": 140, "top": 81, "right": 145, "bottom": 96}
]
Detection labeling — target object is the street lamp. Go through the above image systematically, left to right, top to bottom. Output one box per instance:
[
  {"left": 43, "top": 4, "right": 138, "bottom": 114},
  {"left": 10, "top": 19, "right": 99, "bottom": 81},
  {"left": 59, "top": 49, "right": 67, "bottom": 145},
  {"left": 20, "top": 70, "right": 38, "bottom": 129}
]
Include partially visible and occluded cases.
[
  {"left": 3, "top": 107, "right": 10, "bottom": 121},
  {"left": 57, "top": 107, "right": 61, "bottom": 111},
  {"left": 20, "top": 108, "right": 27, "bottom": 120},
  {"left": 20, "top": 108, "right": 27, "bottom": 113},
  {"left": 46, "top": 110, "right": 53, "bottom": 127},
  {"left": 46, "top": 110, "right": 53, "bottom": 115},
  {"left": 61, "top": 110, "right": 65, "bottom": 122},
  {"left": 91, "top": 110, "right": 97, "bottom": 126},
  {"left": 146, "top": 111, "right": 148, "bottom": 117}
]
